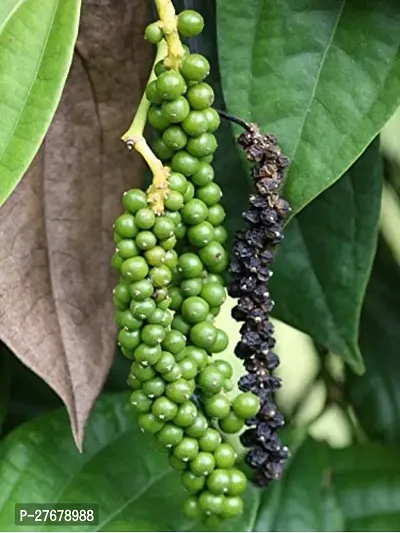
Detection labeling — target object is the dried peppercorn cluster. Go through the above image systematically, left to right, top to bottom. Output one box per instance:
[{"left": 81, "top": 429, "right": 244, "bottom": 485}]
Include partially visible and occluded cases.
[
  {"left": 112, "top": 7, "right": 262, "bottom": 525},
  {"left": 228, "top": 126, "right": 290, "bottom": 486}
]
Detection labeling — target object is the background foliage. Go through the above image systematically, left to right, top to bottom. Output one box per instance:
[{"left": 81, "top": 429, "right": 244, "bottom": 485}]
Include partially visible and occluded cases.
[{"left": 1, "top": 0, "right": 400, "bottom": 530}]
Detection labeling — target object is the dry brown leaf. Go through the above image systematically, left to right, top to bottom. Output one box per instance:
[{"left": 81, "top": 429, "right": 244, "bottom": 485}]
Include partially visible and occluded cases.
[{"left": 0, "top": 0, "right": 153, "bottom": 449}]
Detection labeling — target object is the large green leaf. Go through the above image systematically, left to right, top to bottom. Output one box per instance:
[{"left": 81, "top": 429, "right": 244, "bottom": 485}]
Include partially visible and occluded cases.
[
  {"left": 0, "top": 0, "right": 81, "bottom": 206},
  {"left": 217, "top": 0, "right": 400, "bottom": 216},
  {"left": 270, "top": 140, "right": 382, "bottom": 373},
  {"left": 346, "top": 238, "right": 400, "bottom": 443},
  {"left": 1, "top": 393, "right": 400, "bottom": 531}
]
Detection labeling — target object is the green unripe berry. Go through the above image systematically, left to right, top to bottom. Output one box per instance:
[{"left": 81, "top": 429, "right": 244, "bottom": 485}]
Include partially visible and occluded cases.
[
  {"left": 178, "top": 10, "right": 204, "bottom": 37},
  {"left": 144, "top": 22, "right": 163, "bottom": 43},
  {"left": 181, "top": 54, "right": 210, "bottom": 82},
  {"left": 154, "top": 59, "right": 166, "bottom": 76},
  {"left": 157, "top": 71, "right": 186, "bottom": 101},
  {"left": 145, "top": 79, "right": 162, "bottom": 105},
  {"left": 187, "top": 83, "right": 214, "bottom": 110},
  {"left": 162, "top": 96, "right": 190, "bottom": 123},
  {"left": 148, "top": 105, "right": 170, "bottom": 131},
  {"left": 203, "top": 107, "right": 220, "bottom": 132},
  {"left": 182, "top": 110, "right": 208, "bottom": 136},
  {"left": 162, "top": 126, "right": 187, "bottom": 151},
  {"left": 187, "top": 133, "right": 217, "bottom": 158},
  {"left": 152, "top": 137, "right": 175, "bottom": 160},
  {"left": 171, "top": 150, "right": 200, "bottom": 175},
  {"left": 201, "top": 154, "right": 213, "bottom": 164},
  {"left": 192, "top": 162, "right": 214, "bottom": 186},
  {"left": 168, "top": 172, "right": 188, "bottom": 194},
  {"left": 183, "top": 181, "right": 195, "bottom": 202},
  {"left": 196, "top": 182, "right": 222, "bottom": 206},
  {"left": 122, "top": 189, "right": 147, "bottom": 214},
  {"left": 165, "top": 190, "right": 184, "bottom": 211},
  {"left": 181, "top": 199, "right": 208, "bottom": 225},
  {"left": 207, "top": 204, "right": 226, "bottom": 226},
  {"left": 135, "top": 208, "right": 156, "bottom": 230},
  {"left": 164, "top": 210, "right": 181, "bottom": 225},
  {"left": 114, "top": 214, "right": 138, "bottom": 239},
  {"left": 188, "top": 221, "right": 215, "bottom": 248},
  {"left": 214, "top": 225, "right": 228, "bottom": 244},
  {"left": 136, "top": 230, "right": 157, "bottom": 250},
  {"left": 160, "top": 234, "right": 177, "bottom": 250},
  {"left": 116, "top": 239, "right": 139, "bottom": 259},
  {"left": 199, "top": 241, "right": 228, "bottom": 273},
  {"left": 144, "top": 246, "right": 166, "bottom": 267},
  {"left": 164, "top": 249, "right": 179, "bottom": 270},
  {"left": 111, "top": 252, "right": 124, "bottom": 271},
  {"left": 178, "top": 253, "right": 204, "bottom": 278},
  {"left": 149, "top": 265, "right": 172, "bottom": 287},
  {"left": 180, "top": 278, "right": 203, "bottom": 298},
  {"left": 200, "top": 282, "right": 226, "bottom": 307},
  {"left": 114, "top": 283, "right": 131, "bottom": 305},
  {"left": 169, "top": 286, "right": 183, "bottom": 311},
  {"left": 182, "top": 296, "right": 210, "bottom": 324},
  {"left": 130, "top": 298, "right": 156, "bottom": 320},
  {"left": 148, "top": 308, "right": 172, "bottom": 327},
  {"left": 116, "top": 310, "right": 142, "bottom": 331},
  {"left": 171, "top": 315, "right": 191, "bottom": 335},
  {"left": 190, "top": 321, "right": 218, "bottom": 351},
  {"left": 141, "top": 324, "right": 165, "bottom": 347},
  {"left": 118, "top": 329, "right": 141, "bottom": 351},
  {"left": 162, "top": 329, "right": 186, "bottom": 354},
  {"left": 211, "top": 329, "right": 229, "bottom": 353},
  {"left": 134, "top": 343, "right": 161, "bottom": 366},
  {"left": 184, "top": 346, "right": 209, "bottom": 369},
  {"left": 154, "top": 351, "right": 175, "bottom": 374},
  {"left": 178, "top": 358, "right": 198, "bottom": 380},
  {"left": 213, "top": 359, "right": 233, "bottom": 380},
  {"left": 131, "top": 361, "right": 156, "bottom": 382},
  {"left": 163, "top": 364, "right": 183, "bottom": 382},
  {"left": 198, "top": 364, "right": 225, "bottom": 394},
  {"left": 127, "top": 374, "right": 141, "bottom": 390},
  {"left": 142, "top": 376, "right": 166, "bottom": 398},
  {"left": 166, "top": 378, "right": 192, "bottom": 403},
  {"left": 130, "top": 390, "right": 152, "bottom": 413},
  {"left": 232, "top": 392, "right": 261, "bottom": 419},
  {"left": 205, "top": 394, "right": 231, "bottom": 419},
  {"left": 152, "top": 396, "right": 178, "bottom": 421},
  {"left": 173, "top": 400, "right": 198, "bottom": 427},
  {"left": 219, "top": 410, "right": 245, "bottom": 434},
  {"left": 138, "top": 412, "right": 164, "bottom": 434},
  {"left": 185, "top": 413, "right": 208, "bottom": 438},
  {"left": 157, "top": 423, "right": 184, "bottom": 447},
  {"left": 198, "top": 428, "right": 222, "bottom": 452},
  {"left": 174, "top": 437, "right": 199, "bottom": 461},
  {"left": 214, "top": 443, "right": 237, "bottom": 469},
  {"left": 190, "top": 452, "right": 215, "bottom": 476},
  {"left": 169, "top": 454, "right": 188, "bottom": 471},
  {"left": 207, "top": 469, "right": 231, "bottom": 495},
  {"left": 228, "top": 469, "right": 247, "bottom": 496},
  {"left": 182, "top": 471, "right": 206, "bottom": 494},
  {"left": 198, "top": 491, "right": 224, "bottom": 514},
  {"left": 183, "top": 496, "right": 202, "bottom": 520},
  {"left": 221, "top": 496, "right": 244, "bottom": 519}
]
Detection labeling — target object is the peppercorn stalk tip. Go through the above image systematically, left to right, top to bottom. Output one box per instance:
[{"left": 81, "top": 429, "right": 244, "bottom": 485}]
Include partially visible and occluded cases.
[{"left": 155, "top": 0, "right": 185, "bottom": 69}]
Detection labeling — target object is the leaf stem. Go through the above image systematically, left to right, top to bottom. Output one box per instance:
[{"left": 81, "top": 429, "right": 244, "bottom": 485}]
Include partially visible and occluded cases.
[
  {"left": 154, "top": 0, "right": 185, "bottom": 69},
  {"left": 121, "top": 41, "right": 169, "bottom": 214}
]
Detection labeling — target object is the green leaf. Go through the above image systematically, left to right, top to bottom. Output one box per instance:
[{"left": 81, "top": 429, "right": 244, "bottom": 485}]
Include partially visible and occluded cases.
[
  {"left": 0, "top": 0, "right": 81, "bottom": 206},
  {"left": 217, "top": 0, "right": 400, "bottom": 216},
  {"left": 270, "top": 140, "right": 382, "bottom": 373},
  {"left": 347, "top": 238, "right": 400, "bottom": 443},
  {"left": 0, "top": 398, "right": 399, "bottom": 532}
]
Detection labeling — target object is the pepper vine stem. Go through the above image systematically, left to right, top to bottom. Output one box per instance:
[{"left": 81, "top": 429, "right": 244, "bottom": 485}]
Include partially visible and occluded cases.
[{"left": 155, "top": 0, "right": 185, "bottom": 69}]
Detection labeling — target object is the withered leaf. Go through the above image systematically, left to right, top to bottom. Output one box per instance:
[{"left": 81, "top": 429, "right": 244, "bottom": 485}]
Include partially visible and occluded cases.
[{"left": 0, "top": 0, "right": 153, "bottom": 449}]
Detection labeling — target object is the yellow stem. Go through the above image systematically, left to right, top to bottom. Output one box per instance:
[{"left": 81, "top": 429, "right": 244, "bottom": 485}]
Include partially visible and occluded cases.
[
  {"left": 155, "top": 0, "right": 185, "bottom": 69},
  {"left": 121, "top": 41, "right": 170, "bottom": 214}
]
